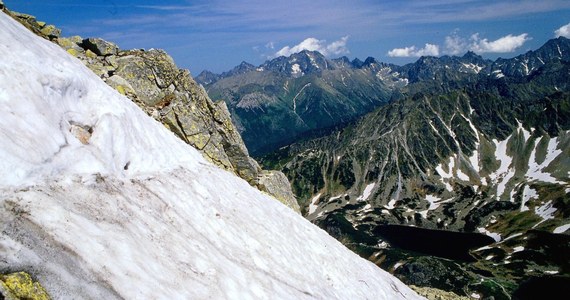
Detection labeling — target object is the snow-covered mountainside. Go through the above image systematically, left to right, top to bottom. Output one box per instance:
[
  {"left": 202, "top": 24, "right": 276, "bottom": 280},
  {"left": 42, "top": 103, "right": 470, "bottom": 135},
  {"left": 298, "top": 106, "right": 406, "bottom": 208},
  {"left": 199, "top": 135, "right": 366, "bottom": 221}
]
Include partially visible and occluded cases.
[{"left": 0, "top": 11, "right": 422, "bottom": 299}]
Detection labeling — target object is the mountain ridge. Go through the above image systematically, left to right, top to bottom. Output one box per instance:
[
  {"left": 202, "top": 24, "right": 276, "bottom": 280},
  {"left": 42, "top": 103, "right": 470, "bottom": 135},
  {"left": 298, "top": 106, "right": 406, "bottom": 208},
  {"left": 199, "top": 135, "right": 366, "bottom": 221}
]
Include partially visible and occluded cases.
[
  {"left": 197, "top": 37, "right": 570, "bottom": 156},
  {"left": 259, "top": 37, "right": 570, "bottom": 298}
]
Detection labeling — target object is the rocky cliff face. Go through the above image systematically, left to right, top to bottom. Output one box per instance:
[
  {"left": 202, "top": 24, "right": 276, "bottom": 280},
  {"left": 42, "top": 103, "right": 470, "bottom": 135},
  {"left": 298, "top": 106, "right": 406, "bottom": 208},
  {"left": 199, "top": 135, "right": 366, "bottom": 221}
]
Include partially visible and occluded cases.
[{"left": 3, "top": 7, "right": 299, "bottom": 213}]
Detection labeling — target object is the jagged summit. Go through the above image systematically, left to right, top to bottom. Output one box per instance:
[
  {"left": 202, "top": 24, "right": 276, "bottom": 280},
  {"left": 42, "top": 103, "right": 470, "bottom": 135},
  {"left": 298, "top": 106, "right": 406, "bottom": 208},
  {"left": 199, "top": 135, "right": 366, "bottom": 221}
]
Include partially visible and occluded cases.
[{"left": 0, "top": 9, "right": 422, "bottom": 300}]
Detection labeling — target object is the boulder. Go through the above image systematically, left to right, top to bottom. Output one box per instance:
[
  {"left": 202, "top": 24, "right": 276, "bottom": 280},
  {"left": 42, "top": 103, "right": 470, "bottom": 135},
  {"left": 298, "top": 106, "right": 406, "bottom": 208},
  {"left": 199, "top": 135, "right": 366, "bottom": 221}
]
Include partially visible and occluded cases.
[
  {"left": 39, "top": 24, "right": 60, "bottom": 38},
  {"left": 57, "top": 35, "right": 84, "bottom": 54},
  {"left": 82, "top": 37, "right": 118, "bottom": 56},
  {"left": 114, "top": 53, "right": 164, "bottom": 106},
  {"left": 106, "top": 75, "right": 137, "bottom": 97},
  {"left": 257, "top": 170, "right": 301, "bottom": 213}
]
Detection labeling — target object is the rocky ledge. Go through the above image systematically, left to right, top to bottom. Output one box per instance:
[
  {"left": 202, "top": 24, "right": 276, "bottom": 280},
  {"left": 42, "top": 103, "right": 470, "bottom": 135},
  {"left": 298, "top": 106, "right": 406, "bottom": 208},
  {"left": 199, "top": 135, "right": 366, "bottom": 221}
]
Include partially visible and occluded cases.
[{"left": 5, "top": 8, "right": 300, "bottom": 213}]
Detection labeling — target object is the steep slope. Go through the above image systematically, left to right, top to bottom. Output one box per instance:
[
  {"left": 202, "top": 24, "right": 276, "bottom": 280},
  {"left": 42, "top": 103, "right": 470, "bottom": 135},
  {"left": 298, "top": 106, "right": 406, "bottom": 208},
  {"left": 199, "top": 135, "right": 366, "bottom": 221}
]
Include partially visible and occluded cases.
[
  {"left": 3, "top": 7, "right": 299, "bottom": 212},
  {"left": 0, "top": 11, "right": 422, "bottom": 299},
  {"left": 261, "top": 39, "right": 570, "bottom": 298},
  {"left": 199, "top": 51, "right": 394, "bottom": 155}
]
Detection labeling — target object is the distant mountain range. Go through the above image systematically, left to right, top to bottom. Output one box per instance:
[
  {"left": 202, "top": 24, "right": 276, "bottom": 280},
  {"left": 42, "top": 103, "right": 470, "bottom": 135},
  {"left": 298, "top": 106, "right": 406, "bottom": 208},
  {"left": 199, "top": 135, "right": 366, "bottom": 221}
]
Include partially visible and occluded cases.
[
  {"left": 254, "top": 37, "right": 570, "bottom": 298},
  {"left": 197, "top": 38, "right": 570, "bottom": 156},
  {"left": 197, "top": 50, "right": 396, "bottom": 155}
]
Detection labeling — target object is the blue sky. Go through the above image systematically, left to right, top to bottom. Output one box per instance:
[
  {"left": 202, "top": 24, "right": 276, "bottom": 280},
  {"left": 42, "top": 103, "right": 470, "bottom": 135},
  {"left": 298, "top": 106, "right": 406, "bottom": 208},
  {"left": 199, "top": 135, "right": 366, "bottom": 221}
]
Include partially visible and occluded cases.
[{"left": 8, "top": 0, "right": 570, "bottom": 74}]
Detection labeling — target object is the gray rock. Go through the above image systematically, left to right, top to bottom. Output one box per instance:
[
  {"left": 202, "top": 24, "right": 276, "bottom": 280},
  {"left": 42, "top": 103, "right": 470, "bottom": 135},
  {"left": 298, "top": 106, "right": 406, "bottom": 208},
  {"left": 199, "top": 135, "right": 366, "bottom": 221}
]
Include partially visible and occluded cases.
[
  {"left": 40, "top": 24, "right": 60, "bottom": 38},
  {"left": 57, "top": 36, "right": 84, "bottom": 53},
  {"left": 82, "top": 37, "right": 118, "bottom": 56},
  {"left": 106, "top": 75, "right": 136, "bottom": 97},
  {"left": 257, "top": 170, "right": 301, "bottom": 213}
]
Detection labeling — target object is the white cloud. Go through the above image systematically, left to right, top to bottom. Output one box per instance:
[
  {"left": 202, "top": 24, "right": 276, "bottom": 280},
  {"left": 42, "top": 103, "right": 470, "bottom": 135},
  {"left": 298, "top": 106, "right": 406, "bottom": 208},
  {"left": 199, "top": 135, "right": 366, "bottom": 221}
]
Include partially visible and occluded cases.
[
  {"left": 555, "top": 22, "right": 570, "bottom": 38},
  {"left": 444, "top": 31, "right": 467, "bottom": 55},
  {"left": 441, "top": 32, "right": 531, "bottom": 55},
  {"left": 469, "top": 33, "right": 530, "bottom": 53},
  {"left": 274, "top": 36, "right": 349, "bottom": 57},
  {"left": 387, "top": 43, "right": 440, "bottom": 57}
]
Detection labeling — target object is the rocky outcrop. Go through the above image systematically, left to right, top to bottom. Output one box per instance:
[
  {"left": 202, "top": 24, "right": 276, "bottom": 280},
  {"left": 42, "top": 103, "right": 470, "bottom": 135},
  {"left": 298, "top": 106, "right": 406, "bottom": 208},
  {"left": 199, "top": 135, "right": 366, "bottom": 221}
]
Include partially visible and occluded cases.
[
  {"left": 5, "top": 8, "right": 299, "bottom": 213},
  {"left": 4, "top": 10, "right": 60, "bottom": 40},
  {"left": 257, "top": 170, "right": 301, "bottom": 212}
]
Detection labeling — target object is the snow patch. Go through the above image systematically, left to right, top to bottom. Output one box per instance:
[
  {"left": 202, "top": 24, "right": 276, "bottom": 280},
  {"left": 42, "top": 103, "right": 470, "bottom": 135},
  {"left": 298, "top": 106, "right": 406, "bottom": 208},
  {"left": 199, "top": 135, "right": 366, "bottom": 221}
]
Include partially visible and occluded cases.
[
  {"left": 291, "top": 63, "right": 302, "bottom": 75},
  {"left": 461, "top": 63, "right": 483, "bottom": 73},
  {"left": 492, "top": 69, "right": 505, "bottom": 78},
  {"left": 526, "top": 137, "right": 563, "bottom": 184},
  {"left": 489, "top": 138, "right": 514, "bottom": 200},
  {"left": 469, "top": 149, "right": 480, "bottom": 173},
  {"left": 436, "top": 158, "right": 454, "bottom": 180},
  {"left": 457, "top": 169, "right": 470, "bottom": 181},
  {"left": 357, "top": 183, "right": 375, "bottom": 201},
  {"left": 521, "top": 185, "right": 538, "bottom": 212},
  {"left": 308, "top": 193, "right": 322, "bottom": 215},
  {"left": 425, "top": 195, "right": 442, "bottom": 210},
  {"left": 385, "top": 199, "right": 398, "bottom": 210},
  {"left": 535, "top": 200, "right": 557, "bottom": 221},
  {"left": 553, "top": 224, "right": 570, "bottom": 234},
  {"left": 478, "top": 227, "right": 502, "bottom": 242},
  {"left": 512, "top": 246, "right": 524, "bottom": 253},
  {"left": 393, "top": 262, "right": 404, "bottom": 270}
]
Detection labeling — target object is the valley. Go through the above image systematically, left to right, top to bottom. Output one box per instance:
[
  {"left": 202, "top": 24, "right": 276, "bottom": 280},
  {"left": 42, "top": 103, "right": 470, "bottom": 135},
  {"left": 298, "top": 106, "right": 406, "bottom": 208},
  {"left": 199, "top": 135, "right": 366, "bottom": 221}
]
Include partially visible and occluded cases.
[{"left": 206, "top": 37, "right": 570, "bottom": 299}]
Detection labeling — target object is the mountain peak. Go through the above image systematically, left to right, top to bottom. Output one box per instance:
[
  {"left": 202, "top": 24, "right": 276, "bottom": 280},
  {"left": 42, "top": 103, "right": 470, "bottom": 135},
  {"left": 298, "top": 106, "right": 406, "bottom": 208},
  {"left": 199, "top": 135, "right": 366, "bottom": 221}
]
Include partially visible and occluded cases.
[{"left": 462, "top": 51, "right": 481, "bottom": 59}]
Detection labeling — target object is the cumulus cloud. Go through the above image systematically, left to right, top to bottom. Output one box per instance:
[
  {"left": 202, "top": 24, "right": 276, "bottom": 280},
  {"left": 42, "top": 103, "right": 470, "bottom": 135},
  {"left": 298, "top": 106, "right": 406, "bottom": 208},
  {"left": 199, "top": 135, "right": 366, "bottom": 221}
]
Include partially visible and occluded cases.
[
  {"left": 555, "top": 22, "right": 570, "bottom": 38},
  {"left": 444, "top": 31, "right": 468, "bottom": 55},
  {"left": 441, "top": 32, "right": 531, "bottom": 55},
  {"left": 469, "top": 33, "right": 530, "bottom": 53},
  {"left": 274, "top": 36, "right": 349, "bottom": 57},
  {"left": 387, "top": 43, "right": 440, "bottom": 57}
]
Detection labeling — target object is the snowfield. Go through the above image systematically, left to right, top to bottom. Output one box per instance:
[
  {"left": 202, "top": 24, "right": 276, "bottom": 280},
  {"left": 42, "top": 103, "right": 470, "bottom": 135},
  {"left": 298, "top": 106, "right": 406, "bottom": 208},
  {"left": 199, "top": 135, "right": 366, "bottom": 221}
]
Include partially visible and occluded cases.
[{"left": 0, "top": 12, "right": 422, "bottom": 299}]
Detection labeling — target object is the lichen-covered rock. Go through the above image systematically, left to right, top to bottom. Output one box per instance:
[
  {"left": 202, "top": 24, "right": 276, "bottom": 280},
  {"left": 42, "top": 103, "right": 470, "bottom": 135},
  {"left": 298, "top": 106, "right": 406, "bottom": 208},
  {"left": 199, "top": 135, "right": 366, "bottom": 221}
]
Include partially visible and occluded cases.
[
  {"left": 6, "top": 11, "right": 58, "bottom": 41},
  {"left": 39, "top": 24, "right": 60, "bottom": 38},
  {"left": 56, "top": 36, "right": 84, "bottom": 54},
  {"left": 82, "top": 37, "right": 118, "bottom": 56},
  {"left": 113, "top": 53, "right": 166, "bottom": 106},
  {"left": 106, "top": 75, "right": 137, "bottom": 97},
  {"left": 257, "top": 170, "right": 301, "bottom": 212},
  {"left": 0, "top": 272, "right": 50, "bottom": 300}
]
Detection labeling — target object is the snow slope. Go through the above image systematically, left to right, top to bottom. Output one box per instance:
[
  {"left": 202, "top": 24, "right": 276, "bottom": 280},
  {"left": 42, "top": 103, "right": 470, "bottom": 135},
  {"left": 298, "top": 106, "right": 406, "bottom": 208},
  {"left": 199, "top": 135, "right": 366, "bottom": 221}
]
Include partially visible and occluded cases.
[{"left": 0, "top": 12, "right": 422, "bottom": 299}]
